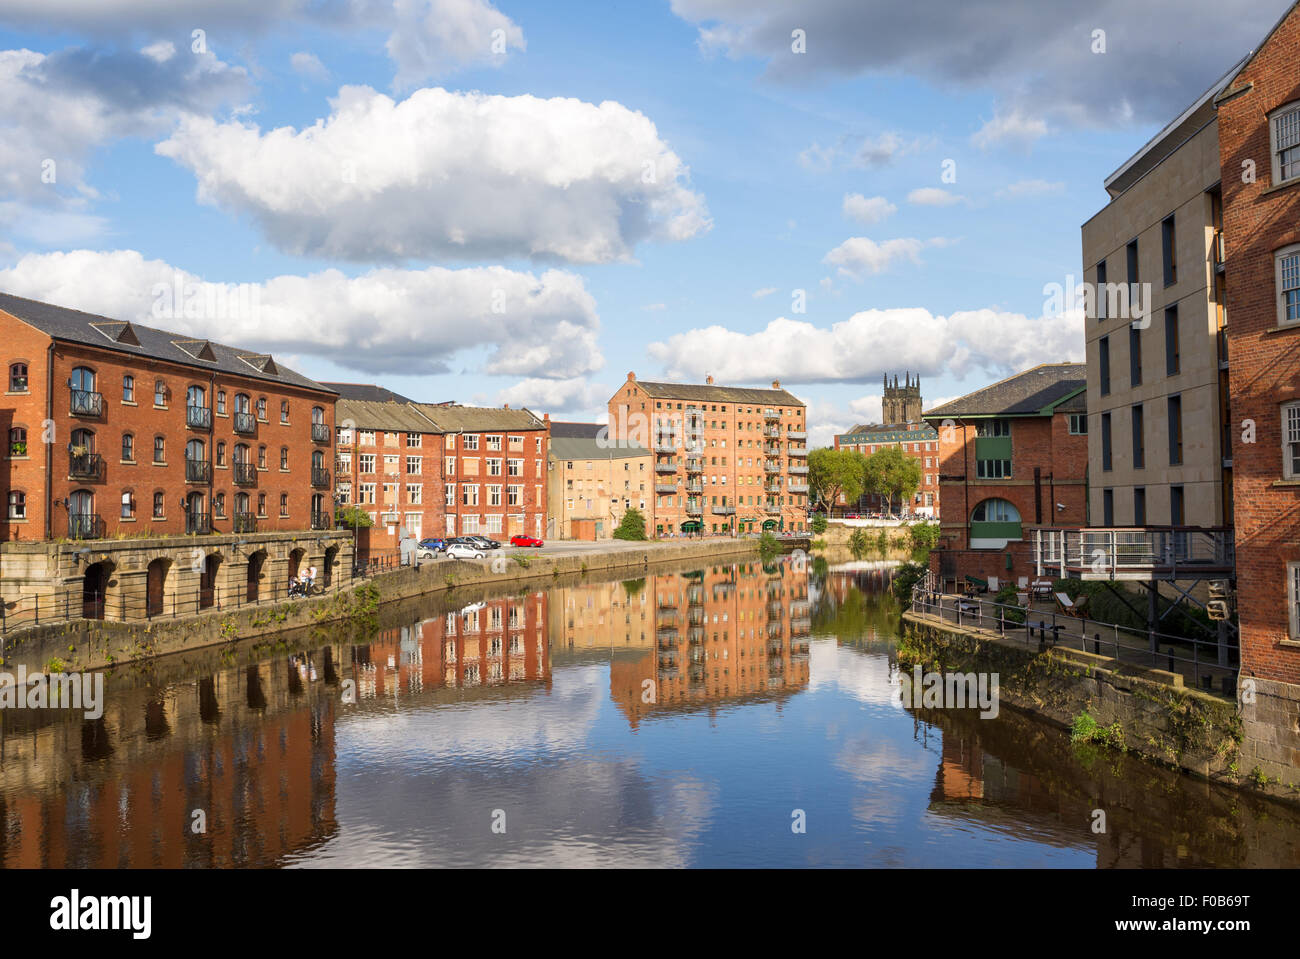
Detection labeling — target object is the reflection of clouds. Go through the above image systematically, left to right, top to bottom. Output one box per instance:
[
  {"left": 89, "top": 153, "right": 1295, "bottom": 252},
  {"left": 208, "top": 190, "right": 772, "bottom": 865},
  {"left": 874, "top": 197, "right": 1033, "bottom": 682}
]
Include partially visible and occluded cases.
[
  {"left": 807, "top": 638, "right": 899, "bottom": 708},
  {"left": 336, "top": 664, "right": 605, "bottom": 764}
]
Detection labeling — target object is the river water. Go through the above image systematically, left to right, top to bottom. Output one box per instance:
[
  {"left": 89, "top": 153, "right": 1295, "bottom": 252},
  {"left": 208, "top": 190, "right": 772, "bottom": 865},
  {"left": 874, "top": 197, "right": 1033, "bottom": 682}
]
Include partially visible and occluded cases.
[{"left": 2, "top": 554, "right": 1298, "bottom": 868}]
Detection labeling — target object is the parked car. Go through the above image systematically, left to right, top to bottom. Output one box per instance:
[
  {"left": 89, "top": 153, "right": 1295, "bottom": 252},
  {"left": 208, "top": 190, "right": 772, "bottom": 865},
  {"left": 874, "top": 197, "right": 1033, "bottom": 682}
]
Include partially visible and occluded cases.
[
  {"left": 464, "top": 535, "right": 502, "bottom": 550},
  {"left": 510, "top": 535, "right": 544, "bottom": 547},
  {"left": 419, "top": 537, "right": 447, "bottom": 552},
  {"left": 444, "top": 542, "right": 488, "bottom": 560},
  {"left": 415, "top": 546, "right": 439, "bottom": 560}
]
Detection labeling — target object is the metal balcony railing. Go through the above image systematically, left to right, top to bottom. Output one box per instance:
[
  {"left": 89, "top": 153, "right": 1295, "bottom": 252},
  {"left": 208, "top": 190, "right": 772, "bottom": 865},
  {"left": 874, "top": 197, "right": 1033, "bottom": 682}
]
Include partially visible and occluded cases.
[
  {"left": 70, "top": 389, "right": 103, "bottom": 417},
  {"left": 186, "top": 405, "right": 212, "bottom": 430},
  {"left": 763, "top": 408, "right": 780, "bottom": 420},
  {"left": 233, "top": 411, "right": 256, "bottom": 435},
  {"left": 311, "top": 422, "right": 330, "bottom": 444},
  {"left": 787, "top": 430, "right": 806, "bottom": 440},
  {"left": 654, "top": 442, "right": 676, "bottom": 453},
  {"left": 787, "top": 446, "right": 807, "bottom": 457},
  {"left": 68, "top": 451, "right": 104, "bottom": 480},
  {"left": 185, "top": 458, "right": 212, "bottom": 484},
  {"left": 685, "top": 459, "right": 703, "bottom": 472},
  {"left": 655, "top": 462, "right": 678, "bottom": 474},
  {"left": 233, "top": 463, "right": 257, "bottom": 485},
  {"left": 764, "top": 463, "right": 780, "bottom": 473},
  {"left": 788, "top": 465, "right": 808, "bottom": 475},
  {"left": 311, "top": 467, "right": 331, "bottom": 488},
  {"left": 655, "top": 483, "right": 677, "bottom": 494},
  {"left": 788, "top": 483, "right": 809, "bottom": 493},
  {"left": 686, "top": 503, "right": 703, "bottom": 515},
  {"left": 765, "top": 504, "right": 781, "bottom": 514},
  {"left": 711, "top": 505, "right": 735, "bottom": 515},
  {"left": 311, "top": 511, "right": 331, "bottom": 530},
  {"left": 185, "top": 512, "right": 210, "bottom": 535},
  {"left": 233, "top": 512, "right": 257, "bottom": 533},
  {"left": 68, "top": 513, "right": 104, "bottom": 539},
  {"left": 1033, "top": 526, "right": 1235, "bottom": 581}
]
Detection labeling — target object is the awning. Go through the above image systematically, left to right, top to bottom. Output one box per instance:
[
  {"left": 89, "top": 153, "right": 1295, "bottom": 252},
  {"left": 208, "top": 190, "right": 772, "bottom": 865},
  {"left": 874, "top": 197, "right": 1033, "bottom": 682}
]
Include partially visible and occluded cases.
[
  {"left": 680, "top": 520, "right": 703, "bottom": 531},
  {"left": 762, "top": 520, "right": 778, "bottom": 530}
]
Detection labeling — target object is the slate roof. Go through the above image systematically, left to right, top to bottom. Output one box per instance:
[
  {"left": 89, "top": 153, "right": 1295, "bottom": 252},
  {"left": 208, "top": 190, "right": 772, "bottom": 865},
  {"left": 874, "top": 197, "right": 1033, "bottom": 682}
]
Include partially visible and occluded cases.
[
  {"left": 0, "top": 292, "right": 333, "bottom": 394},
  {"left": 922, "top": 364, "right": 1087, "bottom": 419},
  {"left": 632, "top": 379, "right": 805, "bottom": 407},
  {"left": 322, "top": 382, "right": 414, "bottom": 403},
  {"left": 337, "top": 399, "right": 441, "bottom": 433},
  {"left": 410, "top": 403, "right": 547, "bottom": 433},
  {"left": 548, "top": 421, "right": 606, "bottom": 440},
  {"left": 838, "top": 423, "right": 939, "bottom": 444},
  {"left": 550, "top": 435, "right": 648, "bottom": 461}
]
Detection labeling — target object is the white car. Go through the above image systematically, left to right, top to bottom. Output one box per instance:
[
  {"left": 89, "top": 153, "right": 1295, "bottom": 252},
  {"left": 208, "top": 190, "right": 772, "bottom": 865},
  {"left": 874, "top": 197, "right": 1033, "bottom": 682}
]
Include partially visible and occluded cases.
[{"left": 444, "top": 542, "right": 488, "bottom": 560}]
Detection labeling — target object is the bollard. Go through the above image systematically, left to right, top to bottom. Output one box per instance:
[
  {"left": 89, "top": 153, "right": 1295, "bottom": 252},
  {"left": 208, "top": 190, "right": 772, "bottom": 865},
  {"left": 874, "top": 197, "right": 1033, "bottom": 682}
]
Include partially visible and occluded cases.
[{"left": 1093, "top": 633, "right": 1101, "bottom": 655}]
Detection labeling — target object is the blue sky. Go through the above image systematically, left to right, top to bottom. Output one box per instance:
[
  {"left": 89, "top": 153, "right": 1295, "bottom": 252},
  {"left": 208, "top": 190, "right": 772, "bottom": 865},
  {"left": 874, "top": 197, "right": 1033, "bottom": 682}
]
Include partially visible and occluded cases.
[{"left": 0, "top": 0, "right": 1290, "bottom": 445}]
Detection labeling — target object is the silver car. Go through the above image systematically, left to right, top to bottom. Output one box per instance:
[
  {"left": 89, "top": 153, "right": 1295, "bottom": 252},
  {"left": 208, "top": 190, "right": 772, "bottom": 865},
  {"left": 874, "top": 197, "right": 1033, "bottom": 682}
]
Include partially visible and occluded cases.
[{"left": 444, "top": 542, "right": 488, "bottom": 560}]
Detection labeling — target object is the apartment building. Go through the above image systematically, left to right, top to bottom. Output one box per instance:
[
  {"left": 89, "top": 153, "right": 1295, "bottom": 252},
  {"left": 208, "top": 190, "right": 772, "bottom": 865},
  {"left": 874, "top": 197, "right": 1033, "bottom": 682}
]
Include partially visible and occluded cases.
[
  {"left": 1214, "top": 1, "right": 1300, "bottom": 772},
  {"left": 1080, "top": 70, "right": 1234, "bottom": 530},
  {"left": 0, "top": 292, "right": 351, "bottom": 621},
  {"left": 923, "top": 364, "right": 1089, "bottom": 590},
  {"left": 606, "top": 372, "right": 809, "bottom": 535},
  {"left": 833, "top": 373, "right": 940, "bottom": 516},
  {"left": 334, "top": 392, "right": 550, "bottom": 551},
  {"left": 547, "top": 422, "right": 652, "bottom": 540}
]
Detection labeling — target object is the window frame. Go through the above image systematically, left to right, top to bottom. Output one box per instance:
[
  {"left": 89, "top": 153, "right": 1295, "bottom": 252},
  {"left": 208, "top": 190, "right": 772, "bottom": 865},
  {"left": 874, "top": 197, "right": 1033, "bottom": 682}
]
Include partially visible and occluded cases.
[
  {"left": 1269, "top": 100, "right": 1300, "bottom": 187},
  {"left": 1276, "top": 243, "right": 1300, "bottom": 328},
  {"left": 1283, "top": 400, "right": 1300, "bottom": 480}
]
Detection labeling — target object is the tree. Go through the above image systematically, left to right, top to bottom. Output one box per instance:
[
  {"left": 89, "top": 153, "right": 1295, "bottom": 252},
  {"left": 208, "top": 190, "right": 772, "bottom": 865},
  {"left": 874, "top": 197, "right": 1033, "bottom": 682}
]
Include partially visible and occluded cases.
[
  {"left": 864, "top": 445, "right": 921, "bottom": 516},
  {"left": 808, "top": 447, "right": 867, "bottom": 512},
  {"left": 335, "top": 504, "right": 374, "bottom": 528},
  {"left": 613, "top": 507, "right": 647, "bottom": 541},
  {"left": 811, "top": 513, "right": 828, "bottom": 535}
]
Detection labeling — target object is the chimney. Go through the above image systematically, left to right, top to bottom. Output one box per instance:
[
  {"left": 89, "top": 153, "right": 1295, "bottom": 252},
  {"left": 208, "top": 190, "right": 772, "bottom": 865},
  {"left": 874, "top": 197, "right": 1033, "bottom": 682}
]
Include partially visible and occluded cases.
[
  {"left": 627, "top": 371, "right": 636, "bottom": 381},
  {"left": 705, "top": 375, "right": 714, "bottom": 385},
  {"left": 772, "top": 379, "right": 780, "bottom": 390},
  {"left": 503, "top": 403, "right": 509, "bottom": 409}
]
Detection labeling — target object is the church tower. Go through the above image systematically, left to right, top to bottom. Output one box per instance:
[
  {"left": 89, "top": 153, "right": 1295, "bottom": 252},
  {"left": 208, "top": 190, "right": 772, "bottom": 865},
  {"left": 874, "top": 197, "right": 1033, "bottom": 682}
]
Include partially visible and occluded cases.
[{"left": 881, "top": 372, "right": 923, "bottom": 425}]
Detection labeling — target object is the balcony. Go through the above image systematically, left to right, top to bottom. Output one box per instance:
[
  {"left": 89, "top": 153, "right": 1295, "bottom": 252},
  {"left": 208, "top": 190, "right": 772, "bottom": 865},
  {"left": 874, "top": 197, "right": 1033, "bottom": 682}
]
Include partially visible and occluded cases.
[
  {"left": 70, "top": 389, "right": 104, "bottom": 417},
  {"left": 186, "top": 405, "right": 212, "bottom": 431},
  {"left": 763, "top": 408, "right": 780, "bottom": 420},
  {"left": 233, "top": 411, "right": 256, "bottom": 435},
  {"left": 311, "top": 422, "right": 330, "bottom": 444},
  {"left": 763, "top": 426, "right": 780, "bottom": 438},
  {"left": 787, "top": 430, "right": 806, "bottom": 440},
  {"left": 654, "top": 442, "right": 676, "bottom": 453},
  {"left": 763, "top": 444, "right": 781, "bottom": 455},
  {"left": 787, "top": 446, "right": 808, "bottom": 457},
  {"left": 68, "top": 451, "right": 104, "bottom": 481},
  {"left": 185, "top": 458, "right": 212, "bottom": 484},
  {"left": 685, "top": 458, "right": 703, "bottom": 473},
  {"left": 655, "top": 462, "right": 678, "bottom": 474},
  {"left": 764, "top": 462, "right": 780, "bottom": 473},
  {"left": 233, "top": 463, "right": 257, "bottom": 486},
  {"left": 788, "top": 465, "right": 808, "bottom": 475},
  {"left": 311, "top": 467, "right": 331, "bottom": 488},
  {"left": 685, "top": 482, "right": 703, "bottom": 494},
  {"left": 655, "top": 483, "right": 677, "bottom": 494},
  {"left": 788, "top": 483, "right": 809, "bottom": 493},
  {"left": 686, "top": 503, "right": 703, "bottom": 515},
  {"left": 765, "top": 504, "right": 782, "bottom": 514},
  {"left": 711, "top": 505, "right": 735, "bottom": 515},
  {"left": 311, "top": 511, "right": 331, "bottom": 530},
  {"left": 185, "top": 512, "right": 210, "bottom": 535},
  {"left": 233, "top": 512, "right": 257, "bottom": 534},
  {"left": 68, "top": 513, "right": 104, "bottom": 539},
  {"left": 1033, "top": 526, "right": 1235, "bottom": 581}
]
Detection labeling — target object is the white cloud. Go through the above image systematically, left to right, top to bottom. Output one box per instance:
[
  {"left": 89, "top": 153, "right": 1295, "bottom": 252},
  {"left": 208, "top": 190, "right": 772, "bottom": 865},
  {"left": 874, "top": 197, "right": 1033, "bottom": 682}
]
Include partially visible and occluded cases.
[
  {"left": 388, "top": 0, "right": 525, "bottom": 89},
  {"left": 140, "top": 40, "right": 175, "bottom": 63},
  {"left": 290, "top": 51, "right": 329, "bottom": 81},
  {"left": 156, "top": 84, "right": 711, "bottom": 264},
  {"left": 972, "top": 107, "right": 1048, "bottom": 151},
  {"left": 854, "top": 131, "right": 912, "bottom": 167},
  {"left": 797, "top": 141, "right": 836, "bottom": 173},
  {"left": 998, "top": 178, "right": 1065, "bottom": 198},
  {"left": 906, "top": 187, "right": 963, "bottom": 207},
  {"left": 842, "top": 193, "right": 895, "bottom": 225},
  {"left": 823, "top": 237, "right": 925, "bottom": 278},
  {"left": 0, "top": 249, "right": 603, "bottom": 378},
  {"left": 752, "top": 286, "right": 778, "bottom": 299},
  {"left": 647, "top": 307, "right": 1084, "bottom": 384},
  {"left": 495, "top": 377, "right": 608, "bottom": 415},
  {"left": 848, "top": 394, "right": 883, "bottom": 423}
]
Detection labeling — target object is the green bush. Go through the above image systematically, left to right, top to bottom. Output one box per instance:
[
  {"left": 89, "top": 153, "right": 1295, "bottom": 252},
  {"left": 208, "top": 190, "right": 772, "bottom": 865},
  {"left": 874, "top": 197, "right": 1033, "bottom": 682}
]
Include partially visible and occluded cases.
[
  {"left": 334, "top": 505, "right": 373, "bottom": 528},
  {"left": 613, "top": 507, "right": 647, "bottom": 541},
  {"left": 811, "top": 514, "right": 828, "bottom": 535},
  {"left": 908, "top": 522, "right": 940, "bottom": 552},
  {"left": 848, "top": 528, "right": 872, "bottom": 559},
  {"left": 758, "top": 531, "right": 780, "bottom": 560},
  {"left": 891, "top": 561, "right": 927, "bottom": 605},
  {"left": 1052, "top": 577, "right": 1217, "bottom": 641},
  {"left": 993, "top": 584, "right": 1026, "bottom": 624}
]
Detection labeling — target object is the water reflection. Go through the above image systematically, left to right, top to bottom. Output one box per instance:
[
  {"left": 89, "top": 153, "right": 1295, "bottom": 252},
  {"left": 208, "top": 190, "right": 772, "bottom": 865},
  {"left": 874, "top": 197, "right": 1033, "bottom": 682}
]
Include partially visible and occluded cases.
[{"left": 0, "top": 557, "right": 1297, "bottom": 867}]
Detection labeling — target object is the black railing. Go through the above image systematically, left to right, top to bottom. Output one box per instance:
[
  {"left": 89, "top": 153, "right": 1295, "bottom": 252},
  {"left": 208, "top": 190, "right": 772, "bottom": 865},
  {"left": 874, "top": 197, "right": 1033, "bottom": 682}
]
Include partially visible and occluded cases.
[
  {"left": 70, "top": 389, "right": 103, "bottom": 417},
  {"left": 186, "top": 405, "right": 212, "bottom": 430},
  {"left": 233, "top": 411, "right": 256, "bottom": 435},
  {"left": 311, "top": 423, "right": 330, "bottom": 444},
  {"left": 68, "top": 451, "right": 104, "bottom": 480},
  {"left": 185, "top": 458, "right": 212, "bottom": 483},
  {"left": 234, "top": 463, "right": 257, "bottom": 485},
  {"left": 311, "top": 467, "right": 331, "bottom": 488},
  {"left": 311, "top": 511, "right": 331, "bottom": 530},
  {"left": 186, "top": 512, "right": 211, "bottom": 535},
  {"left": 233, "top": 512, "right": 256, "bottom": 533},
  {"left": 68, "top": 513, "right": 104, "bottom": 539}
]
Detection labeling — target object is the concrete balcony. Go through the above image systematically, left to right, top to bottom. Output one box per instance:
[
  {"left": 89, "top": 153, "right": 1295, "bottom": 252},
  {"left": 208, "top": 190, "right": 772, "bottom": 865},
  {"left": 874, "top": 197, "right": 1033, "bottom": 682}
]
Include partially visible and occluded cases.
[
  {"left": 763, "top": 408, "right": 780, "bottom": 420},
  {"left": 787, "top": 430, "right": 806, "bottom": 440},
  {"left": 654, "top": 442, "right": 676, "bottom": 453},
  {"left": 787, "top": 446, "right": 807, "bottom": 457},
  {"left": 685, "top": 458, "right": 703, "bottom": 473},
  {"left": 654, "top": 462, "right": 679, "bottom": 474},
  {"left": 764, "top": 462, "right": 780, "bottom": 473},
  {"left": 788, "top": 465, "right": 808, "bottom": 475},
  {"left": 655, "top": 483, "right": 677, "bottom": 494},
  {"left": 685, "top": 483, "right": 703, "bottom": 493},
  {"left": 788, "top": 483, "right": 809, "bottom": 493},
  {"left": 686, "top": 503, "right": 703, "bottom": 515},
  {"left": 765, "top": 504, "right": 781, "bottom": 514},
  {"left": 711, "top": 505, "right": 735, "bottom": 515},
  {"left": 1033, "top": 526, "right": 1235, "bottom": 581}
]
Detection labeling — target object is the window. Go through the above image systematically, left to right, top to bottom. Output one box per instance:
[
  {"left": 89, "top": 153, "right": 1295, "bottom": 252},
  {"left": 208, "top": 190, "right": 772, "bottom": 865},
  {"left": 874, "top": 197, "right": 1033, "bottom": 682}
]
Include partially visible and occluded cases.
[
  {"left": 1271, "top": 102, "right": 1300, "bottom": 186},
  {"left": 1161, "top": 214, "right": 1176, "bottom": 287},
  {"left": 1126, "top": 238, "right": 1139, "bottom": 291},
  {"left": 1278, "top": 245, "right": 1300, "bottom": 327},
  {"left": 1095, "top": 260, "right": 1107, "bottom": 320},
  {"left": 1165, "top": 306, "right": 1181, "bottom": 375},
  {"left": 1129, "top": 325, "right": 1142, "bottom": 387},
  {"left": 1098, "top": 336, "right": 1110, "bottom": 395},
  {"left": 8, "top": 362, "right": 27, "bottom": 392},
  {"left": 122, "top": 374, "right": 134, "bottom": 403},
  {"left": 154, "top": 379, "right": 167, "bottom": 406},
  {"left": 216, "top": 390, "right": 226, "bottom": 415},
  {"left": 1167, "top": 395, "right": 1183, "bottom": 465},
  {"left": 256, "top": 397, "right": 267, "bottom": 420},
  {"left": 277, "top": 400, "right": 287, "bottom": 423},
  {"left": 1284, "top": 401, "right": 1300, "bottom": 479},
  {"left": 1131, "top": 404, "right": 1144, "bottom": 469},
  {"left": 1100, "top": 412, "right": 1112, "bottom": 471},
  {"left": 1068, "top": 414, "right": 1087, "bottom": 435},
  {"left": 8, "top": 426, "right": 27, "bottom": 456},
  {"left": 359, "top": 429, "right": 375, "bottom": 446},
  {"left": 121, "top": 432, "right": 134, "bottom": 462},
  {"left": 406, "top": 432, "right": 421, "bottom": 447},
  {"left": 464, "top": 434, "right": 479, "bottom": 451},
  {"left": 153, "top": 435, "right": 165, "bottom": 463},
  {"left": 486, "top": 435, "right": 502, "bottom": 451},
  {"left": 216, "top": 441, "right": 226, "bottom": 467},
  {"left": 258, "top": 445, "right": 267, "bottom": 470},
  {"left": 280, "top": 447, "right": 289, "bottom": 470},
  {"left": 360, "top": 453, "right": 375, "bottom": 473},
  {"left": 407, "top": 455, "right": 421, "bottom": 474},
  {"left": 445, "top": 456, "right": 456, "bottom": 476},
  {"left": 487, "top": 458, "right": 502, "bottom": 476},
  {"left": 976, "top": 458, "right": 1012, "bottom": 479},
  {"left": 508, "top": 459, "right": 523, "bottom": 476},
  {"left": 358, "top": 483, "right": 375, "bottom": 504},
  {"left": 407, "top": 484, "right": 422, "bottom": 504},
  {"left": 445, "top": 484, "right": 455, "bottom": 506},
  {"left": 488, "top": 484, "right": 502, "bottom": 506},
  {"left": 462, "top": 485, "right": 479, "bottom": 507},
  {"left": 508, "top": 485, "right": 522, "bottom": 506},
  {"left": 1171, "top": 485, "right": 1185, "bottom": 526},
  {"left": 1133, "top": 487, "right": 1146, "bottom": 526},
  {"left": 1102, "top": 489, "right": 1114, "bottom": 526},
  {"left": 7, "top": 491, "right": 25, "bottom": 519},
  {"left": 121, "top": 491, "right": 135, "bottom": 519},
  {"left": 152, "top": 492, "right": 164, "bottom": 519},
  {"left": 213, "top": 492, "right": 225, "bottom": 517},
  {"left": 257, "top": 493, "right": 267, "bottom": 516},
  {"left": 280, "top": 493, "right": 288, "bottom": 516},
  {"left": 970, "top": 499, "right": 1020, "bottom": 523},
  {"left": 1290, "top": 562, "right": 1300, "bottom": 640}
]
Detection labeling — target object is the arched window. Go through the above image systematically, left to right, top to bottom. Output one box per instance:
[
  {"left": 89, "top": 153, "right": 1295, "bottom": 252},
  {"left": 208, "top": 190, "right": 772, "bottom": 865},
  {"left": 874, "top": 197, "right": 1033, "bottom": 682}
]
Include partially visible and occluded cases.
[
  {"left": 8, "top": 362, "right": 27, "bottom": 392},
  {"left": 70, "top": 366, "right": 95, "bottom": 392},
  {"left": 122, "top": 374, "right": 134, "bottom": 403},
  {"left": 187, "top": 384, "right": 205, "bottom": 408},
  {"left": 216, "top": 390, "right": 226, "bottom": 415},
  {"left": 234, "top": 393, "right": 250, "bottom": 413},
  {"left": 256, "top": 396, "right": 267, "bottom": 420},
  {"left": 280, "top": 400, "right": 290, "bottom": 423},
  {"left": 311, "top": 405, "right": 324, "bottom": 425},
  {"left": 121, "top": 432, "right": 134, "bottom": 461},
  {"left": 153, "top": 435, "right": 166, "bottom": 463},
  {"left": 216, "top": 441, "right": 226, "bottom": 466},
  {"left": 233, "top": 442, "right": 249, "bottom": 464},
  {"left": 258, "top": 445, "right": 267, "bottom": 470},
  {"left": 280, "top": 446, "right": 289, "bottom": 470},
  {"left": 152, "top": 491, "right": 165, "bottom": 518},
  {"left": 214, "top": 492, "right": 226, "bottom": 517},
  {"left": 256, "top": 492, "right": 266, "bottom": 515},
  {"left": 279, "top": 492, "right": 288, "bottom": 515},
  {"left": 969, "top": 498, "right": 1022, "bottom": 548}
]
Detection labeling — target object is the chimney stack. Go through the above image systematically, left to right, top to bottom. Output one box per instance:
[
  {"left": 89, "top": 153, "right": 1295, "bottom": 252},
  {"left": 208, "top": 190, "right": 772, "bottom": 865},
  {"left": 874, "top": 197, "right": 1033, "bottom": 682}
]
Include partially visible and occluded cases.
[
  {"left": 627, "top": 371, "right": 636, "bottom": 381},
  {"left": 705, "top": 375, "right": 714, "bottom": 385},
  {"left": 772, "top": 379, "right": 780, "bottom": 389},
  {"left": 503, "top": 403, "right": 509, "bottom": 409}
]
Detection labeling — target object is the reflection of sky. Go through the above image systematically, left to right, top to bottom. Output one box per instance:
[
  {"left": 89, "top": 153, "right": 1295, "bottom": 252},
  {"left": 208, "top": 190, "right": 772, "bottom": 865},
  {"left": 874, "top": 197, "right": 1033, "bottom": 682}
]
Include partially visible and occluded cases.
[{"left": 292, "top": 636, "right": 1096, "bottom": 868}]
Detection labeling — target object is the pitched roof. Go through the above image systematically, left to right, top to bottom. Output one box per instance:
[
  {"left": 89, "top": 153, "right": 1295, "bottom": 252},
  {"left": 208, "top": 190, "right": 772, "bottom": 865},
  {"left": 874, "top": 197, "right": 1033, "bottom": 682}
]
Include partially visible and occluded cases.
[
  {"left": 0, "top": 292, "right": 333, "bottom": 395},
  {"left": 922, "top": 364, "right": 1087, "bottom": 419},
  {"left": 631, "top": 379, "right": 805, "bottom": 407},
  {"left": 322, "top": 382, "right": 415, "bottom": 404},
  {"left": 336, "top": 398, "right": 440, "bottom": 433},
  {"left": 410, "top": 403, "right": 547, "bottom": 433},
  {"left": 548, "top": 421, "right": 606, "bottom": 440},
  {"left": 838, "top": 423, "right": 939, "bottom": 444},
  {"left": 550, "top": 436, "right": 648, "bottom": 461}
]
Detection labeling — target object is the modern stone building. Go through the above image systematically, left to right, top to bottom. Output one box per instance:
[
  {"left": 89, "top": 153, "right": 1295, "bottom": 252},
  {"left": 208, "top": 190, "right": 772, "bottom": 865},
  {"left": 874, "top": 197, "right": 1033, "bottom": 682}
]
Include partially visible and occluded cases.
[
  {"left": 606, "top": 373, "right": 809, "bottom": 535},
  {"left": 547, "top": 422, "right": 652, "bottom": 540}
]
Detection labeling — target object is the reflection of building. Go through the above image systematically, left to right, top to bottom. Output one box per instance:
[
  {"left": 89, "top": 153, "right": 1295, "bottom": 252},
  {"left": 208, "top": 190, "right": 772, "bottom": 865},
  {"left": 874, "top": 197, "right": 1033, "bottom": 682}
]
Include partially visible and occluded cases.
[
  {"left": 547, "top": 422, "right": 652, "bottom": 540},
  {"left": 606, "top": 561, "right": 812, "bottom": 727},
  {"left": 550, "top": 578, "right": 652, "bottom": 650}
]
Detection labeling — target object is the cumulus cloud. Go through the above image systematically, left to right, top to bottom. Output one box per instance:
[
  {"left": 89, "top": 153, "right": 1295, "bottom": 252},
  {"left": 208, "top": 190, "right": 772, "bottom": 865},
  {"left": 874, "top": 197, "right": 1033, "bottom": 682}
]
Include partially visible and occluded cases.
[
  {"left": 388, "top": 0, "right": 525, "bottom": 89},
  {"left": 670, "top": 0, "right": 1283, "bottom": 132},
  {"left": 290, "top": 51, "right": 329, "bottom": 81},
  {"left": 155, "top": 84, "right": 711, "bottom": 264},
  {"left": 972, "top": 107, "right": 1048, "bottom": 151},
  {"left": 906, "top": 187, "right": 963, "bottom": 207},
  {"left": 842, "top": 193, "right": 895, "bottom": 225},
  {"left": 823, "top": 237, "right": 927, "bottom": 278},
  {"left": 0, "top": 249, "right": 603, "bottom": 378},
  {"left": 647, "top": 307, "right": 1084, "bottom": 384},
  {"left": 496, "top": 377, "right": 609, "bottom": 415}
]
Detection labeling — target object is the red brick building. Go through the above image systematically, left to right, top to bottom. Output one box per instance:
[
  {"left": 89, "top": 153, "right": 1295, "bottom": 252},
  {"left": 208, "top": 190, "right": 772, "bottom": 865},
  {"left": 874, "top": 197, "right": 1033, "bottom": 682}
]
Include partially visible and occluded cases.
[
  {"left": 1216, "top": 1, "right": 1300, "bottom": 684},
  {"left": 0, "top": 292, "right": 337, "bottom": 542},
  {"left": 922, "top": 364, "right": 1089, "bottom": 591},
  {"left": 333, "top": 388, "right": 550, "bottom": 555},
  {"left": 833, "top": 423, "right": 941, "bottom": 516}
]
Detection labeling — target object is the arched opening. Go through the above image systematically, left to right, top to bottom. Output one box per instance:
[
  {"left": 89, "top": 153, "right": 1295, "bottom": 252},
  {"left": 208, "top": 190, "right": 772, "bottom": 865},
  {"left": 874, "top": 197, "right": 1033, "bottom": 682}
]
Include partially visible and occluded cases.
[
  {"left": 185, "top": 490, "right": 207, "bottom": 535},
  {"left": 969, "top": 498, "right": 1023, "bottom": 549},
  {"left": 323, "top": 545, "right": 338, "bottom": 587},
  {"left": 288, "top": 547, "right": 306, "bottom": 584},
  {"left": 246, "top": 550, "right": 266, "bottom": 602},
  {"left": 200, "top": 554, "right": 222, "bottom": 609},
  {"left": 145, "top": 557, "right": 170, "bottom": 618},
  {"left": 82, "top": 560, "right": 112, "bottom": 619}
]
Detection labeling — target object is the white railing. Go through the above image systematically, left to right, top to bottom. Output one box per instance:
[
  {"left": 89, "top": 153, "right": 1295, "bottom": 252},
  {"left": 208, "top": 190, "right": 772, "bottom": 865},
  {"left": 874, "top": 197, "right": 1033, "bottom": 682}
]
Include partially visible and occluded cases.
[{"left": 1033, "top": 527, "right": 1234, "bottom": 580}]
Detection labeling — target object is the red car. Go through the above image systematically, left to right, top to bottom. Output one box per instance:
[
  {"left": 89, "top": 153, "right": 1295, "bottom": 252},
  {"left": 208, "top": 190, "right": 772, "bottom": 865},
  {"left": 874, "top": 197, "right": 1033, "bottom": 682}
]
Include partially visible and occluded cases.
[{"left": 510, "top": 535, "right": 544, "bottom": 547}]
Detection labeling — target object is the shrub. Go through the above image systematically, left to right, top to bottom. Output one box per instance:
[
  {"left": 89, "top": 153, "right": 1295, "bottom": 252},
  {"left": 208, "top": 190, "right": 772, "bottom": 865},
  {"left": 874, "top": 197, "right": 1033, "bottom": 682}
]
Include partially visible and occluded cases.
[
  {"left": 334, "top": 505, "right": 373, "bottom": 529},
  {"left": 613, "top": 507, "right": 647, "bottom": 541},
  {"left": 811, "top": 514, "right": 828, "bottom": 535},
  {"left": 908, "top": 522, "right": 940, "bottom": 552},
  {"left": 848, "top": 528, "right": 872, "bottom": 559},
  {"left": 891, "top": 561, "right": 927, "bottom": 605},
  {"left": 993, "top": 584, "right": 1026, "bottom": 624}
]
